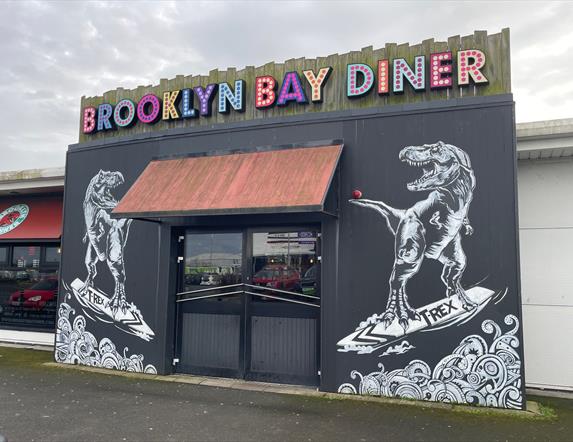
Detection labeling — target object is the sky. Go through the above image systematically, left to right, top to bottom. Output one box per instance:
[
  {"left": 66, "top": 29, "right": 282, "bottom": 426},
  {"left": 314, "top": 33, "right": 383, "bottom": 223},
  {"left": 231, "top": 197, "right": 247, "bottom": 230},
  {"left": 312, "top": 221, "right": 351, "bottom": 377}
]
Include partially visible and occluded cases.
[{"left": 0, "top": 0, "right": 572, "bottom": 172}]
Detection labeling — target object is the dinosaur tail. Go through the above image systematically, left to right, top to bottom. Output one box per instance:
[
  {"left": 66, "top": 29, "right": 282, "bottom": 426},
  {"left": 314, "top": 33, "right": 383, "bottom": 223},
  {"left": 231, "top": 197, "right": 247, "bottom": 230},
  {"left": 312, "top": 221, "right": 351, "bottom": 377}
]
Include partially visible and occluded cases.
[
  {"left": 349, "top": 198, "right": 404, "bottom": 235},
  {"left": 118, "top": 218, "right": 133, "bottom": 247}
]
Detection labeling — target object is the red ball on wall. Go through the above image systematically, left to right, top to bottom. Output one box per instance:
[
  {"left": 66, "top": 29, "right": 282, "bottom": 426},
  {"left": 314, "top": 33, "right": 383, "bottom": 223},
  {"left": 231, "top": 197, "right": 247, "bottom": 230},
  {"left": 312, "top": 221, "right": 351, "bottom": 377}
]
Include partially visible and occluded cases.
[{"left": 352, "top": 189, "right": 362, "bottom": 199}]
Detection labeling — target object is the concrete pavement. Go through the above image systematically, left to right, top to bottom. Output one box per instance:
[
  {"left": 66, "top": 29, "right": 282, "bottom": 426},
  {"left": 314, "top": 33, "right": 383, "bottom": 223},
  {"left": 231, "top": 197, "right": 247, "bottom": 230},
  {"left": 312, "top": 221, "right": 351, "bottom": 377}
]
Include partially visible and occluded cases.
[{"left": 0, "top": 346, "right": 571, "bottom": 442}]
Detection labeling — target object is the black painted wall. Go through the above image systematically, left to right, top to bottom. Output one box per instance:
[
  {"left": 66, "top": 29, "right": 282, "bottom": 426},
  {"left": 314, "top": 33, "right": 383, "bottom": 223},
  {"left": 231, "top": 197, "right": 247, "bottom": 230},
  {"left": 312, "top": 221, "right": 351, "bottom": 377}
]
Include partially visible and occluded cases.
[{"left": 56, "top": 95, "right": 524, "bottom": 408}]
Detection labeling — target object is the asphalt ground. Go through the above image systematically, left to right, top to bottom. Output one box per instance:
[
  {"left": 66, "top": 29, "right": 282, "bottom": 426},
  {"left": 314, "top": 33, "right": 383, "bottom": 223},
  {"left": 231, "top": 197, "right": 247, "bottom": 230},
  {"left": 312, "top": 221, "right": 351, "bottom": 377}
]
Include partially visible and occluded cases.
[{"left": 0, "top": 346, "right": 571, "bottom": 442}]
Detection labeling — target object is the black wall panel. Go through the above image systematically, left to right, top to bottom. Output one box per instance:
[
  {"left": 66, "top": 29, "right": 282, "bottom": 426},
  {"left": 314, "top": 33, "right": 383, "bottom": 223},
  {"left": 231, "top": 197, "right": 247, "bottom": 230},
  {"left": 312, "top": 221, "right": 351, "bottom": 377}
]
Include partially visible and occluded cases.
[{"left": 56, "top": 96, "right": 523, "bottom": 408}]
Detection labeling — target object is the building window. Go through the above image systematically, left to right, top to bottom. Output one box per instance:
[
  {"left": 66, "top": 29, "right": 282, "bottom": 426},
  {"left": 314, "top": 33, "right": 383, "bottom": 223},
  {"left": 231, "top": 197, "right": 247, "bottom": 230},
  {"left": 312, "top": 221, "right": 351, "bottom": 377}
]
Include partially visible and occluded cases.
[
  {"left": 0, "top": 244, "right": 60, "bottom": 331},
  {"left": 12, "top": 246, "right": 41, "bottom": 269},
  {"left": 44, "top": 246, "right": 61, "bottom": 264}
]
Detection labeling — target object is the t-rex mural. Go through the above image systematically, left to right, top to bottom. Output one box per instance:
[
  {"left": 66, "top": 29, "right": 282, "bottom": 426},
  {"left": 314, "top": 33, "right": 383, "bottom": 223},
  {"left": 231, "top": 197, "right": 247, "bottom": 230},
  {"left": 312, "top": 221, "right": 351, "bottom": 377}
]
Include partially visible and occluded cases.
[
  {"left": 349, "top": 141, "right": 476, "bottom": 331},
  {"left": 81, "top": 170, "right": 132, "bottom": 314}
]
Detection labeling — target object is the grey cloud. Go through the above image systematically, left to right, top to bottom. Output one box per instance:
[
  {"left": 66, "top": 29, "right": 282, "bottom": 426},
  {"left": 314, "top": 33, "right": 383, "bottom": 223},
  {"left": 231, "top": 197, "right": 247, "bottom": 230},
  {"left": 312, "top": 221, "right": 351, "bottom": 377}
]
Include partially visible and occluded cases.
[{"left": 0, "top": 0, "right": 571, "bottom": 172}]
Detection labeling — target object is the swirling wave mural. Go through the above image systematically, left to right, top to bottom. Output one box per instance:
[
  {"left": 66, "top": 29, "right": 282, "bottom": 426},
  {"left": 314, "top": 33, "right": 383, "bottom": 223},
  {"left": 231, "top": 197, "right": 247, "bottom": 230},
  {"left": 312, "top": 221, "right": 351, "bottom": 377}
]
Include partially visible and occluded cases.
[
  {"left": 55, "top": 302, "right": 157, "bottom": 374},
  {"left": 338, "top": 315, "right": 522, "bottom": 409}
]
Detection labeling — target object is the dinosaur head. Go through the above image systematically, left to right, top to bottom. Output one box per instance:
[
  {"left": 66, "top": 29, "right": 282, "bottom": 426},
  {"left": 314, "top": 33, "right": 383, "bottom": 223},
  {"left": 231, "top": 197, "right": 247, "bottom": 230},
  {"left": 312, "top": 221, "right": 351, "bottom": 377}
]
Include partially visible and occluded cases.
[
  {"left": 399, "top": 141, "right": 472, "bottom": 192},
  {"left": 88, "top": 170, "right": 125, "bottom": 209}
]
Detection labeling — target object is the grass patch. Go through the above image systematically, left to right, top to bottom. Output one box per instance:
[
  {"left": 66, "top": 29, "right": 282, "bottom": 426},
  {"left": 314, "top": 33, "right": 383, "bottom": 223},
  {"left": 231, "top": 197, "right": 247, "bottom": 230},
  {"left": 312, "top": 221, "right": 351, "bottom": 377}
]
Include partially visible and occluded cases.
[
  {"left": 0, "top": 345, "right": 53, "bottom": 368},
  {"left": 325, "top": 391, "right": 554, "bottom": 420},
  {"left": 537, "top": 402, "right": 558, "bottom": 420}
]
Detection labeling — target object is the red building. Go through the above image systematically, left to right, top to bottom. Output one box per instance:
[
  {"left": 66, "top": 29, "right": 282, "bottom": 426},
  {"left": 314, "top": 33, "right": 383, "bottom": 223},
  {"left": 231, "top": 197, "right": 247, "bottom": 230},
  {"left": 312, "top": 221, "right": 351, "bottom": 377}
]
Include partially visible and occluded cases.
[{"left": 0, "top": 167, "right": 63, "bottom": 345}]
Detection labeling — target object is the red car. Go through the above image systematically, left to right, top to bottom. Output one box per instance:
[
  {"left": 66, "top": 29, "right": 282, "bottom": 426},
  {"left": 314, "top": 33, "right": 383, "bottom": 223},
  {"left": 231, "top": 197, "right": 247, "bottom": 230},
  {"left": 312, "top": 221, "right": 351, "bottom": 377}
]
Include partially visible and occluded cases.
[
  {"left": 252, "top": 265, "right": 300, "bottom": 291},
  {"left": 8, "top": 278, "right": 59, "bottom": 311}
]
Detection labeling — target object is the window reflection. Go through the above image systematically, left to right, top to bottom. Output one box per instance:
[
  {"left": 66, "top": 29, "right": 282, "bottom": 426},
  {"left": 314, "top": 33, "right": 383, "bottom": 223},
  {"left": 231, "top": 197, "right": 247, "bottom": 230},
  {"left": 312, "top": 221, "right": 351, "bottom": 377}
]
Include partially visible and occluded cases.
[
  {"left": 251, "top": 231, "right": 318, "bottom": 298},
  {"left": 184, "top": 233, "right": 243, "bottom": 294},
  {"left": 0, "top": 244, "right": 59, "bottom": 331},
  {"left": 12, "top": 246, "right": 40, "bottom": 269},
  {"left": 45, "top": 246, "right": 61, "bottom": 264}
]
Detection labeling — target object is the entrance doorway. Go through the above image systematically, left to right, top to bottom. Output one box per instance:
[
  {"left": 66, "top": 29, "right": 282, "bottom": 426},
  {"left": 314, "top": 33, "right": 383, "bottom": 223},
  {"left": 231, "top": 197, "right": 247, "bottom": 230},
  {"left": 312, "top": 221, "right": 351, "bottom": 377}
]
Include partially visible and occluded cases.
[{"left": 175, "top": 227, "right": 320, "bottom": 386}]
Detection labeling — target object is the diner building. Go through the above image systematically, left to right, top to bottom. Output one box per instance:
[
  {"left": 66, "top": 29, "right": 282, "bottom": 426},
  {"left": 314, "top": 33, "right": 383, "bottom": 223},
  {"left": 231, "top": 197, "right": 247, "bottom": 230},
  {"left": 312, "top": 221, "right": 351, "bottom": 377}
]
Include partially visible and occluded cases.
[
  {"left": 11, "top": 29, "right": 573, "bottom": 408},
  {"left": 53, "top": 29, "right": 528, "bottom": 409},
  {"left": 2, "top": 120, "right": 570, "bottom": 395}
]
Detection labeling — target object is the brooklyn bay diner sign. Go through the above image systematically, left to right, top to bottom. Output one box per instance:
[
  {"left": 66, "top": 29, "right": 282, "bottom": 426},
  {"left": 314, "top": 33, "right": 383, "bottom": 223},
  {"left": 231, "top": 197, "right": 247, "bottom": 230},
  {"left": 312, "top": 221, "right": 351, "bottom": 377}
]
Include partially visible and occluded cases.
[{"left": 80, "top": 30, "right": 510, "bottom": 139}]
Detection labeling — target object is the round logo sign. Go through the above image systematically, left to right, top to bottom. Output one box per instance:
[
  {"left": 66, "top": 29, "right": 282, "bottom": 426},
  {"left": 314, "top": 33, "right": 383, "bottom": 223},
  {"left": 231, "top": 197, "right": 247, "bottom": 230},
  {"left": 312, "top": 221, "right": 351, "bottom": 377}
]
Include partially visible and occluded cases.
[{"left": 0, "top": 204, "right": 29, "bottom": 235}]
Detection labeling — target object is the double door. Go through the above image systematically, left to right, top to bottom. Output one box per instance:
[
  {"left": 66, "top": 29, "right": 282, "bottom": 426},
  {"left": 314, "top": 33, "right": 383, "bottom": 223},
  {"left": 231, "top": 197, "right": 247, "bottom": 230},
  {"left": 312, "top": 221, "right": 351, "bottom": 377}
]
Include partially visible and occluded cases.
[{"left": 175, "top": 227, "right": 320, "bottom": 386}]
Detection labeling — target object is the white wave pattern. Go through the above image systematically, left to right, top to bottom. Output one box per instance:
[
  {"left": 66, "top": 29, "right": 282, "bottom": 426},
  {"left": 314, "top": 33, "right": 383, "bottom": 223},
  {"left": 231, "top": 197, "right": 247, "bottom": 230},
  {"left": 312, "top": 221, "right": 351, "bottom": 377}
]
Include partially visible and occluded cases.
[
  {"left": 55, "top": 302, "right": 157, "bottom": 374},
  {"left": 338, "top": 315, "right": 522, "bottom": 409},
  {"left": 380, "top": 340, "right": 415, "bottom": 357}
]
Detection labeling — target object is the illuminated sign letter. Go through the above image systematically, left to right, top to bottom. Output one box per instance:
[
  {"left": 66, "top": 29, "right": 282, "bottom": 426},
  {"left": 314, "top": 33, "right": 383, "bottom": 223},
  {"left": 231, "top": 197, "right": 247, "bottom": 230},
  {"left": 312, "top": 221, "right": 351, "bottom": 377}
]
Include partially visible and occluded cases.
[
  {"left": 458, "top": 49, "right": 488, "bottom": 85},
  {"left": 430, "top": 52, "right": 453, "bottom": 89},
  {"left": 393, "top": 56, "right": 425, "bottom": 93},
  {"left": 377, "top": 60, "right": 389, "bottom": 95},
  {"left": 347, "top": 63, "right": 374, "bottom": 98},
  {"left": 302, "top": 67, "right": 332, "bottom": 102},
  {"left": 277, "top": 72, "right": 308, "bottom": 106},
  {"left": 255, "top": 76, "right": 277, "bottom": 109},
  {"left": 218, "top": 80, "right": 245, "bottom": 114},
  {"left": 193, "top": 84, "right": 218, "bottom": 117},
  {"left": 181, "top": 89, "right": 197, "bottom": 118},
  {"left": 162, "top": 90, "right": 181, "bottom": 120},
  {"left": 137, "top": 94, "right": 161, "bottom": 124},
  {"left": 113, "top": 99, "right": 136, "bottom": 127},
  {"left": 97, "top": 104, "right": 114, "bottom": 131},
  {"left": 82, "top": 107, "right": 96, "bottom": 134}
]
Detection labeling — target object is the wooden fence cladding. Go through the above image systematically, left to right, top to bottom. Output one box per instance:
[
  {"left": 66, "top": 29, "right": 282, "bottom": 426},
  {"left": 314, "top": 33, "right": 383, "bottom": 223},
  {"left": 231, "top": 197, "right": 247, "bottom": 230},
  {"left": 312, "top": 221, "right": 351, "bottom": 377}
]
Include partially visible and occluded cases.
[{"left": 79, "top": 29, "right": 510, "bottom": 143}]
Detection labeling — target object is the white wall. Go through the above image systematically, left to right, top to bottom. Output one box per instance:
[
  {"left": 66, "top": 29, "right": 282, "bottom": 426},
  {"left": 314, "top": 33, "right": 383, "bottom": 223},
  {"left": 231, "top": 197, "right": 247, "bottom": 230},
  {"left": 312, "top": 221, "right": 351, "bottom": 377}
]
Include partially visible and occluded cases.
[
  {"left": 518, "top": 157, "right": 573, "bottom": 391},
  {"left": 0, "top": 329, "right": 54, "bottom": 347}
]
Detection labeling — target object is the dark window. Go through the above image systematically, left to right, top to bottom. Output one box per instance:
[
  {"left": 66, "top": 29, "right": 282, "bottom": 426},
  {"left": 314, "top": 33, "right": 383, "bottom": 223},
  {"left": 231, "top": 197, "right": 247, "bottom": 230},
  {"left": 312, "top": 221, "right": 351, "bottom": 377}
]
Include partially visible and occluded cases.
[
  {"left": 251, "top": 231, "right": 318, "bottom": 297},
  {"left": 183, "top": 232, "right": 243, "bottom": 293},
  {"left": 0, "top": 244, "right": 60, "bottom": 331},
  {"left": 12, "top": 246, "right": 40, "bottom": 269},
  {"left": 44, "top": 246, "right": 60, "bottom": 264},
  {"left": 29, "top": 279, "right": 58, "bottom": 291}
]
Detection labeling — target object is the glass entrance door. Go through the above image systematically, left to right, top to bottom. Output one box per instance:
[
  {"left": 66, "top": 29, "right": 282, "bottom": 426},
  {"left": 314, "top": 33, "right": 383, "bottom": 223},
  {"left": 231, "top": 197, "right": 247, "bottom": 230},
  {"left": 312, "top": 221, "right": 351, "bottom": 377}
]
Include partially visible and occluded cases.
[
  {"left": 176, "top": 227, "right": 320, "bottom": 385},
  {"left": 246, "top": 229, "right": 320, "bottom": 385},
  {"left": 176, "top": 232, "right": 245, "bottom": 378}
]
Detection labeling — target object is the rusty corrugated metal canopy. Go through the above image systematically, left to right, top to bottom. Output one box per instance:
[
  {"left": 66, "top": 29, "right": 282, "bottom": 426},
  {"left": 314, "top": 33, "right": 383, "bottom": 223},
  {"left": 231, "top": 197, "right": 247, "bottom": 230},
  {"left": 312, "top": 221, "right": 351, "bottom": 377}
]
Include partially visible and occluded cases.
[{"left": 112, "top": 144, "right": 343, "bottom": 218}]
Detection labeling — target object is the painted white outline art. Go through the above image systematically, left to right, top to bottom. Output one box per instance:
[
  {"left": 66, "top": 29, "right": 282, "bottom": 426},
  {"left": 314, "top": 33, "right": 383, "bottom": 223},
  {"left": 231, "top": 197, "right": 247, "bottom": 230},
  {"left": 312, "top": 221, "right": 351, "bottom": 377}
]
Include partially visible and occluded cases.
[
  {"left": 340, "top": 141, "right": 498, "bottom": 353},
  {"left": 349, "top": 141, "right": 480, "bottom": 329},
  {"left": 69, "top": 170, "right": 154, "bottom": 341},
  {"left": 55, "top": 301, "right": 157, "bottom": 373},
  {"left": 338, "top": 315, "right": 523, "bottom": 409}
]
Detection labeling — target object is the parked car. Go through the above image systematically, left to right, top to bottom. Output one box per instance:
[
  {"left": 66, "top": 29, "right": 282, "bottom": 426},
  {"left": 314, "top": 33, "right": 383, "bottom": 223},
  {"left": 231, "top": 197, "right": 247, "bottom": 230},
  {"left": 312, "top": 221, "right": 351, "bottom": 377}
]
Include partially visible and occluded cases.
[
  {"left": 253, "top": 264, "right": 300, "bottom": 291},
  {"left": 301, "top": 265, "right": 318, "bottom": 295},
  {"left": 0, "top": 270, "right": 15, "bottom": 280},
  {"left": 15, "top": 271, "right": 31, "bottom": 281},
  {"left": 185, "top": 273, "right": 203, "bottom": 286},
  {"left": 200, "top": 273, "right": 222, "bottom": 286},
  {"left": 6, "top": 278, "right": 58, "bottom": 312}
]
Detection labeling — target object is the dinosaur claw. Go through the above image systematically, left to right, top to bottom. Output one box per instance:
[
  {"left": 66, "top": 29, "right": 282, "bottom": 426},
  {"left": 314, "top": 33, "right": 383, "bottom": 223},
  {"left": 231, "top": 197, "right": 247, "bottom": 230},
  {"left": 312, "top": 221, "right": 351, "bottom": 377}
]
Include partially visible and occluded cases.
[
  {"left": 80, "top": 280, "right": 92, "bottom": 295},
  {"left": 458, "top": 290, "right": 477, "bottom": 311},
  {"left": 461, "top": 301, "right": 477, "bottom": 311},
  {"left": 381, "top": 311, "right": 395, "bottom": 328},
  {"left": 398, "top": 318, "right": 409, "bottom": 332}
]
